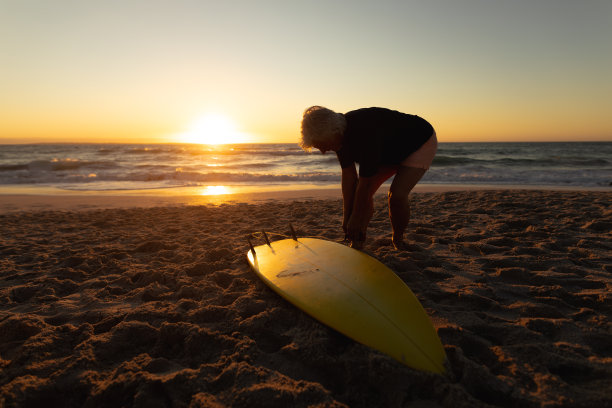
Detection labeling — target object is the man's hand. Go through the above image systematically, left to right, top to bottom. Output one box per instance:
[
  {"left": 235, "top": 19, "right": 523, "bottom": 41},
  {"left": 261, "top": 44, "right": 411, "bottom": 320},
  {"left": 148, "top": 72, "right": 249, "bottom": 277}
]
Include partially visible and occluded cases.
[
  {"left": 341, "top": 165, "right": 358, "bottom": 240},
  {"left": 344, "top": 175, "right": 377, "bottom": 249},
  {"left": 346, "top": 216, "right": 367, "bottom": 249}
]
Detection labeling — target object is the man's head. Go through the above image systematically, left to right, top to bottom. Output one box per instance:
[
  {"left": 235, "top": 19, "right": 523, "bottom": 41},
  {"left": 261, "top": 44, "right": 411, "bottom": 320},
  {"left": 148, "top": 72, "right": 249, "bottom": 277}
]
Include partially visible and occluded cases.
[{"left": 300, "top": 106, "right": 346, "bottom": 153}]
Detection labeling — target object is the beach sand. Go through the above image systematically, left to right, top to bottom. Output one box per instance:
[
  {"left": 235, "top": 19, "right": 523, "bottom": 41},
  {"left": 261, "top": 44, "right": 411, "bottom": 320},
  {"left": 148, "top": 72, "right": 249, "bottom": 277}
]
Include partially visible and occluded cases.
[{"left": 1, "top": 190, "right": 610, "bottom": 407}]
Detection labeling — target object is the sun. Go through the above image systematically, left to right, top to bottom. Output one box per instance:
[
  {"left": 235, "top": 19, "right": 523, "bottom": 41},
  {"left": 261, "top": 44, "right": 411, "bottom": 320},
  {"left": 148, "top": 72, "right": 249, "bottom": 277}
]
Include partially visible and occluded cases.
[{"left": 178, "top": 113, "right": 249, "bottom": 145}]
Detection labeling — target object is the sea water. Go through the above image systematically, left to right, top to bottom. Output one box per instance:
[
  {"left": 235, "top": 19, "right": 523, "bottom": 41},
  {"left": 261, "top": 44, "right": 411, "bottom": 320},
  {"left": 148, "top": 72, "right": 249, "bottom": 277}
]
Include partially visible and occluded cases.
[{"left": 0, "top": 142, "right": 610, "bottom": 193}]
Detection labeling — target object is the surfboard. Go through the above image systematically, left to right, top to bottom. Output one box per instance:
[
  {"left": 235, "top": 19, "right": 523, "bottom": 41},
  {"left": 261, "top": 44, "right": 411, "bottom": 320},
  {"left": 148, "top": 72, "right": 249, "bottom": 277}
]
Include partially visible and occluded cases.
[{"left": 246, "top": 236, "right": 446, "bottom": 374}]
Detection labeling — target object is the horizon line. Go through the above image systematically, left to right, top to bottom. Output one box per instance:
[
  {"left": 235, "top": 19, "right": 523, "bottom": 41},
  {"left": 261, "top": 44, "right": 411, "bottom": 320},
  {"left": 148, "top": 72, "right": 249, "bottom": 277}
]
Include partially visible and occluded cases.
[{"left": 1, "top": 139, "right": 611, "bottom": 146}]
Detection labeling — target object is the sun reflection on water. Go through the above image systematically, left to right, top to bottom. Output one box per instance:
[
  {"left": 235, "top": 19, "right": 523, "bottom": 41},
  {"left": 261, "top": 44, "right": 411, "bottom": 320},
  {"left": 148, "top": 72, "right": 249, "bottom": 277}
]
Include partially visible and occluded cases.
[{"left": 200, "top": 185, "right": 231, "bottom": 196}]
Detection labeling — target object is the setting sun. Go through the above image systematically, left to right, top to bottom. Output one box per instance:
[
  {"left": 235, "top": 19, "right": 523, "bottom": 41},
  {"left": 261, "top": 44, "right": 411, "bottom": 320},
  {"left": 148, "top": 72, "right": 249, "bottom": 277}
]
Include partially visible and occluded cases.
[{"left": 177, "top": 113, "right": 250, "bottom": 145}]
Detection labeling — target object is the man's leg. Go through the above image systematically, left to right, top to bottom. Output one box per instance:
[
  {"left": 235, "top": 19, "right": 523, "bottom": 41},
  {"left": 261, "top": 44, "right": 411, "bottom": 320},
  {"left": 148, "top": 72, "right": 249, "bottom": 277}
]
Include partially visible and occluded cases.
[
  {"left": 388, "top": 166, "right": 427, "bottom": 249},
  {"left": 348, "top": 167, "right": 397, "bottom": 248}
]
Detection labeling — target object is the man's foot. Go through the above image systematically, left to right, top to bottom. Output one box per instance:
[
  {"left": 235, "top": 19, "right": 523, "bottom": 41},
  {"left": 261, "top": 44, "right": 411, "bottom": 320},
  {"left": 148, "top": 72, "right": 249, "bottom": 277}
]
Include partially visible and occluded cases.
[
  {"left": 392, "top": 231, "right": 406, "bottom": 250},
  {"left": 392, "top": 238, "right": 409, "bottom": 250},
  {"left": 350, "top": 240, "right": 364, "bottom": 250}
]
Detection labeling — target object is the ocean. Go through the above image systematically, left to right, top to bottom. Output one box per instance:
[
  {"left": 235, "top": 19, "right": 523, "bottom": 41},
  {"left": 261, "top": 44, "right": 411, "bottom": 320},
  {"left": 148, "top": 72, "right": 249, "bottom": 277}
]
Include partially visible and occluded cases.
[{"left": 0, "top": 142, "right": 610, "bottom": 194}]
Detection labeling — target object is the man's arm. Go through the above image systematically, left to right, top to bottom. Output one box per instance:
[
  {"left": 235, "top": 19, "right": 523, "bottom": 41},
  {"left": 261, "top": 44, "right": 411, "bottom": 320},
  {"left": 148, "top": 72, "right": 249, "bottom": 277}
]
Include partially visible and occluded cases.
[
  {"left": 341, "top": 165, "right": 358, "bottom": 234},
  {"left": 346, "top": 175, "right": 377, "bottom": 247}
]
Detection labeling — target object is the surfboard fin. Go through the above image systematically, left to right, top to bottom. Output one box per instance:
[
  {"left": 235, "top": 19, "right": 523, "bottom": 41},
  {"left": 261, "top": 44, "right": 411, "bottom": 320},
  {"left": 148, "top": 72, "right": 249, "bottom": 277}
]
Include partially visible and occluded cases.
[
  {"left": 289, "top": 224, "right": 298, "bottom": 241},
  {"left": 262, "top": 231, "right": 271, "bottom": 246},
  {"left": 247, "top": 236, "right": 256, "bottom": 257}
]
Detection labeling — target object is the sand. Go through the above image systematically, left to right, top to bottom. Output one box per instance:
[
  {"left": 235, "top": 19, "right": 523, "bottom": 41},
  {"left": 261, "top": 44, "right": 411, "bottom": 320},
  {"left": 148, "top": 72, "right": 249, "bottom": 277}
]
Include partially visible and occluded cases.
[{"left": 0, "top": 190, "right": 610, "bottom": 407}]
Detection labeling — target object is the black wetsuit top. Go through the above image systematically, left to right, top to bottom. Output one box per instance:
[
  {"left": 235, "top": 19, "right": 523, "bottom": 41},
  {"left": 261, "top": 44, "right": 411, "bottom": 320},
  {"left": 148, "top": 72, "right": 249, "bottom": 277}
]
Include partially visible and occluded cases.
[{"left": 336, "top": 107, "right": 434, "bottom": 177}]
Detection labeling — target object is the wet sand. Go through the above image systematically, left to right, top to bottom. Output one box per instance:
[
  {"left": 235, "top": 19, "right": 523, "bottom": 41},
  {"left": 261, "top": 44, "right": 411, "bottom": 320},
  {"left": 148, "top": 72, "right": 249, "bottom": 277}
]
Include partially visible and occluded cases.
[{"left": 1, "top": 190, "right": 611, "bottom": 407}]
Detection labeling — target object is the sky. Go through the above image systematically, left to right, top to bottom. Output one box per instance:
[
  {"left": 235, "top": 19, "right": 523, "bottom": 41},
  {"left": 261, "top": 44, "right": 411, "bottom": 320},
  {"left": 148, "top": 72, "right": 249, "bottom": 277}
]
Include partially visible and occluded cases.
[{"left": 1, "top": 0, "right": 611, "bottom": 144}]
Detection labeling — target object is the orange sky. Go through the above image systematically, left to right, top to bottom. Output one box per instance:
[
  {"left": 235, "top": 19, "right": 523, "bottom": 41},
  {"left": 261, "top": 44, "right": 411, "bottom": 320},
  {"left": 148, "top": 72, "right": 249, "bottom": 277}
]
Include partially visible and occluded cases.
[{"left": 1, "top": 1, "right": 611, "bottom": 144}]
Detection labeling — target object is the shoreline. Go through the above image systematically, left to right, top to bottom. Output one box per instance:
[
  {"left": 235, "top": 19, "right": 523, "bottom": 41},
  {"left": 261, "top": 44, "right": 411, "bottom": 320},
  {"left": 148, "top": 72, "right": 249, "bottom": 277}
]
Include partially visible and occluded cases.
[{"left": 1, "top": 183, "right": 609, "bottom": 213}]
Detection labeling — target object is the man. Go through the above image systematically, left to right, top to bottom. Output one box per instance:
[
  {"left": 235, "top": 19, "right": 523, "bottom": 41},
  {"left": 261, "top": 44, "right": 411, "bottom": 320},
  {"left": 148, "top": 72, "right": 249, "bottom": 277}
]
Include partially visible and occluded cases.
[{"left": 300, "top": 106, "right": 437, "bottom": 249}]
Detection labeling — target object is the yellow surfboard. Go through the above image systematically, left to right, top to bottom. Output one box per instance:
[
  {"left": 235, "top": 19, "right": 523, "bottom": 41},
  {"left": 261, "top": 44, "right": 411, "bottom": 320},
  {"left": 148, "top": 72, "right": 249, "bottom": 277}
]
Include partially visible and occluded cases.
[{"left": 247, "top": 237, "right": 446, "bottom": 374}]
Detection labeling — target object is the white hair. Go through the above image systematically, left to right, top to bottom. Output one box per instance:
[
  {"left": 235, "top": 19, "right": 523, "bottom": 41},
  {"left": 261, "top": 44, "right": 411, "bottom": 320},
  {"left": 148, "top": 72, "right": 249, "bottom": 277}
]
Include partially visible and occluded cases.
[{"left": 300, "top": 106, "right": 346, "bottom": 151}]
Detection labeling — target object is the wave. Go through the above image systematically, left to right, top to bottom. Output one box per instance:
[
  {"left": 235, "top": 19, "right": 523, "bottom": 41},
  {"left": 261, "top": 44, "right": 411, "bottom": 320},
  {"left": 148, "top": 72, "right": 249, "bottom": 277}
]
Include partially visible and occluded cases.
[
  {"left": 1, "top": 142, "right": 610, "bottom": 189},
  {"left": 117, "top": 144, "right": 306, "bottom": 158},
  {"left": 432, "top": 155, "right": 611, "bottom": 168},
  {"left": 431, "top": 156, "right": 476, "bottom": 166},
  {"left": 2, "top": 159, "right": 120, "bottom": 172},
  {"left": 0, "top": 164, "right": 29, "bottom": 171},
  {"left": 2, "top": 164, "right": 610, "bottom": 187},
  {"left": 0, "top": 167, "right": 342, "bottom": 186},
  {"left": 425, "top": 167, "right": 612, "bottom": 187},
  {"left": 169, "top": 171, "right": 340, "bottom": 183}
]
